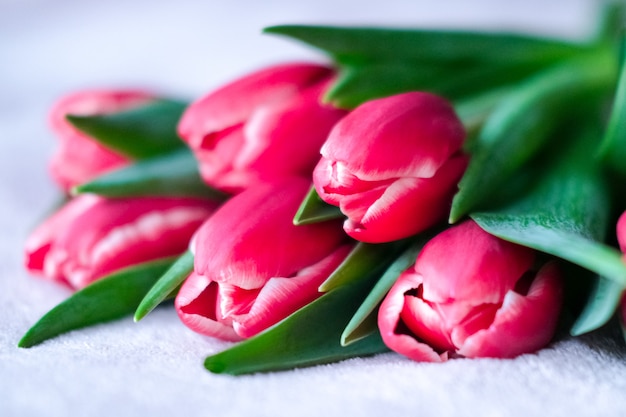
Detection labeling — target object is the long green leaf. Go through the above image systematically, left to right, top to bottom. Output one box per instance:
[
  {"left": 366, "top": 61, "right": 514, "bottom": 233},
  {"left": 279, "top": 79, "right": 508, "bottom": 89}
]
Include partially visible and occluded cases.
[
  {"left": 264, "top": 25, "right": 588, "bottom": 66},
  {"left": 598, "top": 35, "right": 626, "bottom": 175},
  {"left": 450, "top": 51, "right": 616, "bottom": 222},
  {"left": 66, "top": 99, "right": 187, "bottom": 159},
  {"left": 470, "top": 125, "right": 626, "bottom": 333},
  {"left": 73, "top": 148, "right": 227, "bottom": 200},
  {"left": 340, "top": 239, "right": 428, "bottom": 346},
  {"left": 319, "top": 240, "right": 408, "bottom": 292},
  {"left": 134, "top": 251, "right": 194, "bottom": 322},
  {"left": 18, "top": 258, "right": 174, "bottom": 348},
  {"left": 203, "top": 270, "right": 389, "bottom": 375},
  {"left": 570, "top": 276, "right": 624, "bottom": 335}
]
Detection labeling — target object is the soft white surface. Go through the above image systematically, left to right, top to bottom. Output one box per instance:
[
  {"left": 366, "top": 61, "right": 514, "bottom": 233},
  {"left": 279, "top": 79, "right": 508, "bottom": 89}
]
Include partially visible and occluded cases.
[{"left": 2, "top": 1, "right": 626, "bottom": 416}]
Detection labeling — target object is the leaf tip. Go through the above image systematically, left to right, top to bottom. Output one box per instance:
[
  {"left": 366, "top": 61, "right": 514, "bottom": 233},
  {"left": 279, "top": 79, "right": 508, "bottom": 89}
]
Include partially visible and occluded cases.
[{"left": 204, "top": 356, "right": 227, "bottom": 374}]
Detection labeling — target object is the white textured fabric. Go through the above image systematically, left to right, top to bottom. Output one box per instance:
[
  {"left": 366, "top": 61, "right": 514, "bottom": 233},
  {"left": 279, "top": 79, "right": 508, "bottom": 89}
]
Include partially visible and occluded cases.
[{"left": 2, "top": 1, "right": 625, "bottom": 416}]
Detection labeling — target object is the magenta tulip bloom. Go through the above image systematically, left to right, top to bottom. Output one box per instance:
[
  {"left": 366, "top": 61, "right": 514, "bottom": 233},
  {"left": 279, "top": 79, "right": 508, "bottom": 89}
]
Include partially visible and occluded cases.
[
  {"left": 177, "top": 62, "right": 347, "bottom": 194},
  {"left": 49, "top": 89, "right": 156, "bottom": 191},
  {"left": 313, "top": 92, "right": 467, "bottom": 243},
  {"left": 175, "top": 177, "right": 351, "bottom": 341},
  {"left": 25, "top": 194, "right": 219, "bottom": 289},
  {"left": 378, "top": 220, "right": 563, "bottom": 362}
]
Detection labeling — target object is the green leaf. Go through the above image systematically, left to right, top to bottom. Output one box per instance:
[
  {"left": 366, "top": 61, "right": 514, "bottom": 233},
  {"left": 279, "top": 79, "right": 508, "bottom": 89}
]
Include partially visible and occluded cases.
[
  {"left": 264, "top": 25, "right": 589, "bottom": 67},
  {"left": 598, "top": 36, "right": 626, "bottom": 175},
  {"left": 450, "top": 51, "right": 616, "bottom": 222},
  {"left": 66, "top": 99, "right": 187, "bottom": 159},
  {"left": 470, "top": 124, "right": 626, "bottom": 333},
  {"left": 73, "top": 148, "right": 228, "bottom": 200},
  {"left": 293, "top": 186, "right": 343, "bottom": 225},
  {"left": 341, "top": 236, "right": 431, "bottom": 346},
  {"left": 319, "top": 240, "right": 408, "bottom": 292},
  {"left": 134, "top": 251, "right": 194, "bottom": 322},
  {"left": 18, "top": 258, "right": 174, "bottom": 348},
  {"left": 203, "top": 269, "right": 389, "bottom": 375},
  {"left": 570, "top": 276, "right": 624, "bottom": 336}
]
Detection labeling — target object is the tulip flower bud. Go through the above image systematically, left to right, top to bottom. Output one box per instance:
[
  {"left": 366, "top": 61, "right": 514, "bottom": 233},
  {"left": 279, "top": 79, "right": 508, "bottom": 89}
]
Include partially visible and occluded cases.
[
  {"left": 177, "top": 62, "right": 347, "bottom": 194},
  {"left": 49, "top": 90, "right": 157, "bottom": 191},
  {"left": 313, "top": 91, "right": 467, "bottom": 243},
  {"left": 175, "top": 177, "right": 351, "bottom": 341},
  {"left": 24, "top": 194, "right": 219, "bottom": 289},
  {"left": 378, "top": 220, "right": 563, "bottom": 361}
]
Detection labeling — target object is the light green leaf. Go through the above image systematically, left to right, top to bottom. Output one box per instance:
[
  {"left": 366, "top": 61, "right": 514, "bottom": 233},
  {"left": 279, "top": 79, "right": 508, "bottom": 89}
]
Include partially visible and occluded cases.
[
  {"left": 450, "top": 51, "right": 616, "bottom": 222},
  {"left": 66, "top": 99, "right": 187, "bottom": 159},
  {"left": 73, "top": 149, "right": 228, "bottom": 200},
  {"left": 293, "top": 186, "right": 343, "bottom": 226},
  {"left": 341, "top": 237, "right": 431, "bottom": 346},
  {"left": 319, "top": 240, "right": 408, "bottom": 292},
  {"left": 134, "top": 251, "right": 194, "bottom": 322},
  {"left": 18, "top": 258, "right": 174, "bottom": 348},
  {"left": 570, "top": 276, "right": 624, "bottom": 336}
]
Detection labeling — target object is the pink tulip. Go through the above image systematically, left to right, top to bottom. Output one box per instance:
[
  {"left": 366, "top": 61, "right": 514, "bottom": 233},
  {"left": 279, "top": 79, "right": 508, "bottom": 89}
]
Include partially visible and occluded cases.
[
  {"left": 177, "top": 62, "right": 347, "bottom": 194},
  {"left": 49, "top": 89, "right": 157, "bottom": 191},
  {"left": 313, "top": 92, "right": 467, "bottom": 243},
  {"left": 175, "top": 177, "right": 351, "bottom": 341},
  {"left": 25, "top": 194, "right": 219, "bottom": 289},
  {"left": 615, "top": 212, "right": 626, "bottom": 330},
  {"left": 378, "top": 220, "right": 563, "bottom": 361}
]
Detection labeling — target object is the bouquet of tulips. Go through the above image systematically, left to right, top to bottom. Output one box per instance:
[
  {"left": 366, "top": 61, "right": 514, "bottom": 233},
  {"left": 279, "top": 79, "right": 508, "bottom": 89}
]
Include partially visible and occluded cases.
[{"left": 19, "top": 2, "right": 626, "bottom": 374}]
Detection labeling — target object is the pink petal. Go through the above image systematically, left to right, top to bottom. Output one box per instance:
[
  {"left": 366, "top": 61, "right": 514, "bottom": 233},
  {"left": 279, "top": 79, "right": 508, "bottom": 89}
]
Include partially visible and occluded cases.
[
  {"left": 178, "top": 63, "right": 332, "bottom": 150},
  {"left": 320, "top": 92, "right": 465, "bottom": 181},
  {"left": 342, "top": 155, "right": 467, "bottom": 243},
  {"left": 193, "top": 177, "right": 346, "bottom": 290},
  {"left": 617, "top": 211, "right": 626, "bottom": 253},
  {"left": 418, "top": 220, "right": 535, "bottom": 304},
  {"left": 231, "top": 244, "right": 353, "bottom": 338},
  {"left": 456, "top": 261, "right": 563, "bottom": 358},
  {"left": 378, "top": 269, "right": 445, "bottom": 362},
  {"left": 175, "top": 272, "right": 241, "bottom": 342}
]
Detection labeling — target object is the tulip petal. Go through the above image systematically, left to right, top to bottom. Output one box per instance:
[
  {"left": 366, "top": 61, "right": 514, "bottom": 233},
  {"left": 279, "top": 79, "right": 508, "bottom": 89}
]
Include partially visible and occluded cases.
[
  {"left": 320, "top": 92, "right": 465, "bottom": 181},
  {"left": 341, "top": 155, "right": 467, "bottom": 243},
  {"left": 418, "top": 220, "right": 535, "bottom": 304},
  {"left": 232, "top": 244, "right": 352, "bottom": 338},
  {"left": 456, "top": 262, "right": 563, "bottom": 358},
  {"left": 378, "top": 270, "right": 445, "bottom": 362},
  {"left": 175, "top": 272, "right": 241, "bottom": 342}
]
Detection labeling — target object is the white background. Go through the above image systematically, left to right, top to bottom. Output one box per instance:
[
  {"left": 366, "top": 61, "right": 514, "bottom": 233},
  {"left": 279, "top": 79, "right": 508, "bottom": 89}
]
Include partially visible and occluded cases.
[{"left": 2, "top": 1, "right": 625, "bottom": 416}]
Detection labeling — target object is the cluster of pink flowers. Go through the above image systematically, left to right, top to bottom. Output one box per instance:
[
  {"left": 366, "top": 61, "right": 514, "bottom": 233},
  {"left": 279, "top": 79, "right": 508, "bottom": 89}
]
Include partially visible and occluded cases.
[{"left": 25, "top": 61, "right": 590, "bottom": 362}]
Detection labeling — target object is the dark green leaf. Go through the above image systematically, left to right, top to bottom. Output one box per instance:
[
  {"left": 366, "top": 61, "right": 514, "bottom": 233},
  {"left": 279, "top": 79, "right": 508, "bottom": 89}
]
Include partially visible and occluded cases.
[
  {"left": 264, "top": 25, "right": 588, "bottom": 67},
  {"left": 598, "top": 36, "right": 626, "bottom": 175},
  {"left": 450, "top": 51, "right": 616, "bottom": 222},
  {"left": 66, "top": 99, "right": 187, "bottom": 159},
  {"left": 470, "top": 124, "right": 626, "bottom": 333},
  {"left": 73, "top": 149, "right": 228, "bottom": 201},
  {"left": 293, "top": 186, "right": 343, "bottom": 226},
  {"left": 341, "top": 236, "right": 431, "bottom": 346},
  {"left": 319, "top": 240, "right": 408, "bottom": 292},
  {"left": 134, "top": 251, "right": 194, "bottom": 322},
  {"left": 18, "top": 258, "right": 174, "bottom": 348},
  {"left": 203, "top": 269, "right": 389, "bottom": 375},
  {"left": 570, "top": 276, "right": 624, "bottom": 336}
]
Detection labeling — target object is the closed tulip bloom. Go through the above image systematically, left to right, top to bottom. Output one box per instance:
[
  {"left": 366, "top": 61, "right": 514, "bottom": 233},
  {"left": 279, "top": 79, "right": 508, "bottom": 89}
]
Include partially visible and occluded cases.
[
  {"left": 177, "top": 62, "right": 347, "bottom": 194},
  {"left": 49, "top": 89, "right": 156, "bottom": 191},
  {"left": 313, "top": 92, "right": 467, "bottom": 243},
  {"left": 175, "top": 177, "right": 351, "bottom": 341},
  {"left": 25, "top": 194, "right": 219, "bottom": 289},
  {"left": 378, "top": 220, "right": 563, "bottom": 362}
]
